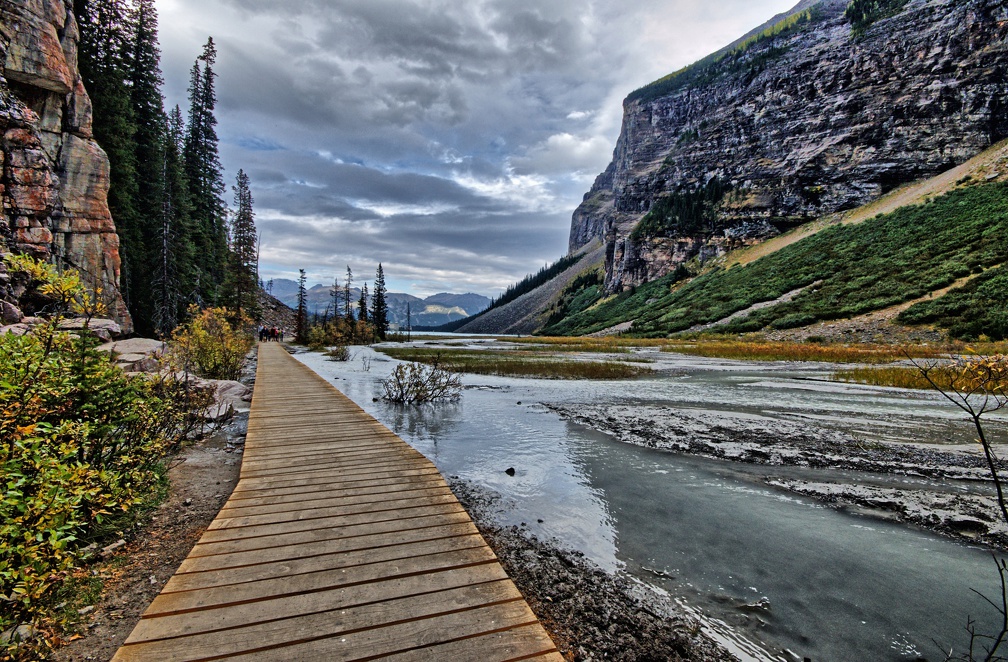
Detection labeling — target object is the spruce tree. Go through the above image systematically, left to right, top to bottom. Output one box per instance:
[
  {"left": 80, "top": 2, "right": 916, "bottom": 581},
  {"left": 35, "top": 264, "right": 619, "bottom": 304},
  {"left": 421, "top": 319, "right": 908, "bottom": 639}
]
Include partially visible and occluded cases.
[
  {"left": 75, "top": 0, "right": 140, "bottom": 305},
  {"left": 124, "top": 0, "right": 166, "bottom": 334},
  {"left": 184, "top": 37, "right": 227, "bottom": 305},
  {"left": 151, "top": 106, "right": 195, "bottom": 336},
  {"left": 225, "top": 169, "right": 258, "bottom": 321},
  {"left": 371, "top": 264, "right": 388, "bottom": 340},
  {"left": 344, "top": 265, "right": 353, "bottom": 320},
  {"left": 295, "top": 269, "right": 308, "bottom": 343},
  {"left": 330, "top": 276, "right": 341, "bottom": 321},
  {"left": 358, "top": 283, "right": 368, "bottom": 323}
]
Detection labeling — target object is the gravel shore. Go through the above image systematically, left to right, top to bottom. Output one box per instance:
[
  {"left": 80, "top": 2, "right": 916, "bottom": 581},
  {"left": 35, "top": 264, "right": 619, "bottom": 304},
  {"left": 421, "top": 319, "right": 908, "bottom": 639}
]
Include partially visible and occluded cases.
[{"left": 449, "top": 479, "right": 737, "bottom": 662}]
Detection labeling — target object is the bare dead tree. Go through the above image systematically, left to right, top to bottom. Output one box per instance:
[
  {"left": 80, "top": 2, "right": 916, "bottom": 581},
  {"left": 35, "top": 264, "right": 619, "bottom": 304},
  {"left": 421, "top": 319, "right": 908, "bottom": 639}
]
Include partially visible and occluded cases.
[{"left": 913, "top": 353, "right": 1008, "bottom": 662}]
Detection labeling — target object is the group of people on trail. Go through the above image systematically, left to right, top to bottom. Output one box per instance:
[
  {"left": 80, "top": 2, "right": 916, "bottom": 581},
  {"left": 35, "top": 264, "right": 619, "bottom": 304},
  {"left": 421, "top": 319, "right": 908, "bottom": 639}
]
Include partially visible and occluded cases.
[{"left": 258, "top": 325, "right": 284, "bottom": 342}]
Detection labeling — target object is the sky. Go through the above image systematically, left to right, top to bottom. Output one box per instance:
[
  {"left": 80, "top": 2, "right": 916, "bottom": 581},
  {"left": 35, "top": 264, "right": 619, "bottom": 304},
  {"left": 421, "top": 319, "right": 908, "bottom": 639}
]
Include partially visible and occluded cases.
[{"left": 155, "top": 0, "right": 799, "bottom": 297}]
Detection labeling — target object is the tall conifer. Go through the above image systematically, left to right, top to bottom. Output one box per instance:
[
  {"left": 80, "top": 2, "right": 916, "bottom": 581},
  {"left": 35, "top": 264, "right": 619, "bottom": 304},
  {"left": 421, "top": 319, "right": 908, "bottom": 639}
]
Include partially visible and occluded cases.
[
  {"left": 75, "top": 0, "right": 140, "bottom": 304},
  {"left": 124, "top": 0, "right": 166, "bottom": 334},
  {"left": 184, "top": 37, "right": 227, "bottom": 305},
  {"left": 151, "top": 106, "right": 195, "bottom": 336},
  {"left": 225, "top": 169, "right": 258, "bottom": 320},
  {"left": 371, "top": 264, "right": 388, "bottom": 340}
]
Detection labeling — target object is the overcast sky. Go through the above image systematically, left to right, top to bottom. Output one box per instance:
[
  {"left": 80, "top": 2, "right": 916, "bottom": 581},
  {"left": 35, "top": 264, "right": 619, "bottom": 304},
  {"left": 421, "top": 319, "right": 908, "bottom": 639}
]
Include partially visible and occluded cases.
[{"left": 155, "top": 0, "right": 798, "bottom": 296}]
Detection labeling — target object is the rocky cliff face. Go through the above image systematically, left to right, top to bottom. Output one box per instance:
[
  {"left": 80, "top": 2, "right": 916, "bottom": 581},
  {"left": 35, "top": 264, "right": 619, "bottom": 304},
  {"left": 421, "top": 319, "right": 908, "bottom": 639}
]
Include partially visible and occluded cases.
[
  {"left": 0, "top": 0, "right": 131, "bottom": 331},
  {"left": 571, "top": 0, "right": 1008, "bottom": 292}
]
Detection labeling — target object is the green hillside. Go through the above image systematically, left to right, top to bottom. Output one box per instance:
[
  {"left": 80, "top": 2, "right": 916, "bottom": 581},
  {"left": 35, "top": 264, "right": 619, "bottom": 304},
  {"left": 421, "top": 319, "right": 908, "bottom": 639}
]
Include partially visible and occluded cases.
[{"left": 543, "top": 183, "right": 1008, "bottom": 340}]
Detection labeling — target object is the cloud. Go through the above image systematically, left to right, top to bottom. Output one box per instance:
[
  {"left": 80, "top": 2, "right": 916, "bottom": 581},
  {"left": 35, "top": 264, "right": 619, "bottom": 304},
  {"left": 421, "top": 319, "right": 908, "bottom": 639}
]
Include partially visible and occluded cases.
[{"left": 156, "top": 0, "right": 802, "bottom": 296}]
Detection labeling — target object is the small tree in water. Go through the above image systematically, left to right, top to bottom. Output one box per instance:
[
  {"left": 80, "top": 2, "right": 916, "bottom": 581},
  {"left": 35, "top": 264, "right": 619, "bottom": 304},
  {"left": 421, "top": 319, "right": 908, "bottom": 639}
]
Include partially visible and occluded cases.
[{"left": 381, "top": 356, "right": 461, "bottom": 404}]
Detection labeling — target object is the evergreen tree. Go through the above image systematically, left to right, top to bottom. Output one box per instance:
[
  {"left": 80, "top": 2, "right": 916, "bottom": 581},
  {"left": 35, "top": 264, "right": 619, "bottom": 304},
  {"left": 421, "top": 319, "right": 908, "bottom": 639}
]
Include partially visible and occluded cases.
[
  {"left": 75, "top": 0, "right": 141, "bottom": 306},
  {"left": 123, "top": 0, "right": 166, "bottom": 334},
  {"left": 184, "top": 37, "right": 227, "bottom": 305},
  {"left": 151, "top": 106, "right": 195, "bottom": 336},
  {"left": 225, "top": 169, "right": 258, "bottom": 321},
  {"left": 371, "top": 263, "right": 388, "bottom": 340},
  {"left": 344, "top": 265, "right": 353, "bottom": 320},
  {"left": 295, "top": 269, "right": 307, "bottom": 343},
  {"left": 330, "top": 276, "right": 341, "bottom": 320},
  {"left": 358, "top": 283, "right": 368, "bottom": 323}
]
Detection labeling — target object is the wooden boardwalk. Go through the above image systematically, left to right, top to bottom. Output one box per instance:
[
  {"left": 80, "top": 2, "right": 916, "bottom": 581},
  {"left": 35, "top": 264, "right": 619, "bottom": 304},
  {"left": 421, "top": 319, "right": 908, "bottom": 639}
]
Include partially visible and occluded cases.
[{"left": 113, "top": 342, "right": 562, "bottom": 661}]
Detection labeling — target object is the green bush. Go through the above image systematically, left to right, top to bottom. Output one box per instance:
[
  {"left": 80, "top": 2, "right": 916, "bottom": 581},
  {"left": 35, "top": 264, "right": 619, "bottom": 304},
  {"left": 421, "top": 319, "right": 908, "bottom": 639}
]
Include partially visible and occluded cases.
[
  {"left": 0, "top": 257, "right": 214, "bottom": 652},
  {"left": 900, "top": 265, "right": 1008, "bottom": 340},
  {"left": 0, "top": 324, "right": 209, "bottom": 645}
]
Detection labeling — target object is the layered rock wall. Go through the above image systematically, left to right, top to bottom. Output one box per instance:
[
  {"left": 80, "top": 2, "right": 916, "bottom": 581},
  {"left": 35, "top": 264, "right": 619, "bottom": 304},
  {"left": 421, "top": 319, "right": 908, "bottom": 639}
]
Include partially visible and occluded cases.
[
  {"left": 0, "top": 0, "right": 131, "bottom": 330},
  {"left": 572, "top": 0, "right": 1008, "bottom": 291}
]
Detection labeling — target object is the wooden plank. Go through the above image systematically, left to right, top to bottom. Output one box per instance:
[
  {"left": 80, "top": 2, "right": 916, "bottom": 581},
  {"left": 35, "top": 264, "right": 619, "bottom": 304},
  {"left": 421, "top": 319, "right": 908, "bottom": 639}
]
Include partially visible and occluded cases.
[
  {"left": 113, "top": 343, "right": 559, "bottom": 661},
  {"left": 217, "top": 476, "right": 449, "bottom": 511},
  {"left": 216, "top": 484, "right": 454, "bottom": 518},
  {"left": 208, "top": 492, "right": 460, "bottom": 531},
  {"left": 198, "top": 501, "right": 466, "bottom": 543},
  {"left": 187, "top": 511, "right": 475, "bottom": 559},
  {"left": 176, "top": 521, "right": 481, "bottom": 574},
  {"left": 163, "top": 532, "right": 489, "bottom": 593},
  {"left": 142, "top": 547, "right": 500, "bottom": 616},
  {"left": 126, "top": 567, "right": 513, "bottom": 646},
  {"left": 117, "top": 582, "right": 537, "bottom": 661},
  {"left": 220, "top": 599, "right": 547, "bottom": 662},
  {"left": 381, "top": 624, "right": 562, "bottom": 661}
]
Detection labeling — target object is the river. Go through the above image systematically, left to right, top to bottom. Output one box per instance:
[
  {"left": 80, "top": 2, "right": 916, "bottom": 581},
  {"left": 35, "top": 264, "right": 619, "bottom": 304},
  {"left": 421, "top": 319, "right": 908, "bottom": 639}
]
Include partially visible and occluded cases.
[{"left": 294, "top": 343, "right": 1006, "bottom": 661}]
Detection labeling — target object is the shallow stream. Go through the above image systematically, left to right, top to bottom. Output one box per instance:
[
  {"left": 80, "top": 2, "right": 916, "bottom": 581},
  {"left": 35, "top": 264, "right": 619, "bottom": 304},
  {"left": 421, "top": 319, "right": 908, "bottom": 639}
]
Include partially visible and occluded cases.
[{"left": 295, "top": 344, "right": 1006, "bottom": 661}]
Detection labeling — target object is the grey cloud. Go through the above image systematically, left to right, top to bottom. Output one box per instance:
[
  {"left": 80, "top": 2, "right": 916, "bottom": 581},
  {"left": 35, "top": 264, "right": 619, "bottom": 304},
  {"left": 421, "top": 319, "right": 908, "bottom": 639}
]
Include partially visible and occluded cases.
[{"left": 161, "top": 0, "right": 800, "bottom": 295}]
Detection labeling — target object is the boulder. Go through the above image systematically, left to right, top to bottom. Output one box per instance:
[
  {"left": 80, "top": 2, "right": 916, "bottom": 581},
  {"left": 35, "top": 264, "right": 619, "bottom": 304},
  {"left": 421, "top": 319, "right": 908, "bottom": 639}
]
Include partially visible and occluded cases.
[
  {"left": 0, "top": 300, "right": 20, "bottom": 324},
  {"left": 98, "top": 337, "right": 167, "bottom": 372}
]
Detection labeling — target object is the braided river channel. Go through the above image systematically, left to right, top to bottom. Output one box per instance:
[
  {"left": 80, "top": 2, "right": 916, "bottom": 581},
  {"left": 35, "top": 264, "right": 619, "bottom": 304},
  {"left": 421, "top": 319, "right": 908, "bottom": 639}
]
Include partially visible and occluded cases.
[{"left": 295, "top": 341, "right": 1008, "bottom": 662}]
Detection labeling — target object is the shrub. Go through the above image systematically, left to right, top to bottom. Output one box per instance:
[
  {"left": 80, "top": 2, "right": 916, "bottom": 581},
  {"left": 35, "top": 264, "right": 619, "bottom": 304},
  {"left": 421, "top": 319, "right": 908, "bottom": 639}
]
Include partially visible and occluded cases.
[
  {"left": 0, "top": 256, "right": 215, "bottom": 652},
  {"left": 169, "top": 306, "right": 253, "bottom": 380},
  {"left": 0, "top": 323, "right": 210, "bottom": 648},
  {"left": 325, "top": 345, "right": 350, "bottom": 361},
  {"left": 381, "top": 359, "right": 462, "bottom": 403}
]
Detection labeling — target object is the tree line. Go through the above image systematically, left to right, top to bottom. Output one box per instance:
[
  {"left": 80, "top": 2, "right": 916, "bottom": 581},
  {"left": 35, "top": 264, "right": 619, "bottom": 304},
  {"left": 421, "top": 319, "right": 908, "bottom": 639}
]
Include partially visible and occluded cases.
[
  {"left": 75, "top": 0, "right": 257, "bottom": 336},
  {"left": 295, "top": 263, "right": 389, "bottom": 345}
]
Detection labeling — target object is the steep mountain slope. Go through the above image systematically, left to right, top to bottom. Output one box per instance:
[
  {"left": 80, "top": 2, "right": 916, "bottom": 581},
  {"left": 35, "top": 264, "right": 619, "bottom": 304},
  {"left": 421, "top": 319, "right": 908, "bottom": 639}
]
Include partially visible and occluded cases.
[
  {"left": 570, "top": 0, "right": 1008, "bottom": 293},
  {"left": 546, "top": 180, "right": 1008, "bottom": 339},
  {"left": 454, "top": 245, "right": 606, "bottom": 335}
]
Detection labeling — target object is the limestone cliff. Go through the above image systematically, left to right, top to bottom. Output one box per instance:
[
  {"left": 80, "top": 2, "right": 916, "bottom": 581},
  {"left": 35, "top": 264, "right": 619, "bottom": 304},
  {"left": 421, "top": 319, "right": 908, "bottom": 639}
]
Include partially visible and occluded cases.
[
  {"left": 0, "top": 0, "right": 131, "bottom": 331},
  {"left": 571, "top": 0, "right": 1008, "bottom": 292}
]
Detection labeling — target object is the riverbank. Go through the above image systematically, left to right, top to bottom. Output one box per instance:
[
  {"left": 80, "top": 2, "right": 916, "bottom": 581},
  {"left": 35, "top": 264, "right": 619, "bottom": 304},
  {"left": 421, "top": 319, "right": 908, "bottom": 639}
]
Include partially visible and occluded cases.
[
  {"left": 546, "top": 400, "right": 1008, "bottom": 549},
  {"left": 449, "top": 479, "right": 736, "bottom": 662}
]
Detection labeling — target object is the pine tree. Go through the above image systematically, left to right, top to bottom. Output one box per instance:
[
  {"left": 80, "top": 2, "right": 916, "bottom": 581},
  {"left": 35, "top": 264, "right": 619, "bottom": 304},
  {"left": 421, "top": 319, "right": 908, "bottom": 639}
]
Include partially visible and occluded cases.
[
  {"left": 75, "top": 0, "right": 140, "bottom": 306},
  {"left": 123, "top": 0, "right": 166, "bottom": 334},
  {"left": 184, "top": 37, "right": 227, "bottom": 305},
  {"left": 151, "top": 106, "right": 195, "bottom": 336},
  {"left": 225, "top": 169, "right": 258, "bottom": 321},
  {"left": 371, "top": 264, "right": 388, "bottom": 340},
  {"left": 344, "top": 265, "right": 353, "bottom": 320},
  {"left": 295, "top": 269, "right": 307, "bottom": 343},
  {"left": 334, "top": 276, "right": 346, "bottom": 320},
  {"left": 358, "top": 283, "right": 369, "bottom": 323}
]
